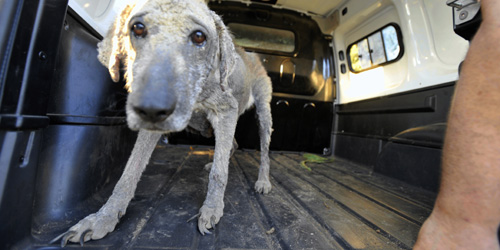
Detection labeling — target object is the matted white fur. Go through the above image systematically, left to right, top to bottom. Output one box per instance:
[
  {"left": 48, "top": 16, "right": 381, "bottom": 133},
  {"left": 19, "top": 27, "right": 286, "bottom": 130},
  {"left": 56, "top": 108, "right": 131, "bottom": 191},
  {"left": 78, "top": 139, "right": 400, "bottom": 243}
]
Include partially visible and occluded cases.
[{"left": 54, "top": 0, "right": 273, "bottom": 245}]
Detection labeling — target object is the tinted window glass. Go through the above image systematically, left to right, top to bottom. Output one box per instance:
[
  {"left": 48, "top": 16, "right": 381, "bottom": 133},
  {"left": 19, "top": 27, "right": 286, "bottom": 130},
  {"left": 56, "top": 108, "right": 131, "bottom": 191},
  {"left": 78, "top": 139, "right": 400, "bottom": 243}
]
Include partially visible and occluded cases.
[
  {"left": 228, "top": 23, "right": 295, "bottom": 53},
  {"left": 348, "top": 24, "right": 403, "bottom": 73},
  {"left": 382, "top": 25, "right": 400, "bottom": 61},
  {"left": 368, "top": 32, "right": 386, "bottom": 65}
]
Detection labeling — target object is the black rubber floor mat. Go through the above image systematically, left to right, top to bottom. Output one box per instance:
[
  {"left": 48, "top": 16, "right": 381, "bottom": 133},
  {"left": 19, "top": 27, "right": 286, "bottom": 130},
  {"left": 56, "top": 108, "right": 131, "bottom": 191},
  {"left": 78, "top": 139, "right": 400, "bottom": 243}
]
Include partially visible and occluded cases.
[{"left": 30, "top": 145, "right": 435, "bottom": 250}]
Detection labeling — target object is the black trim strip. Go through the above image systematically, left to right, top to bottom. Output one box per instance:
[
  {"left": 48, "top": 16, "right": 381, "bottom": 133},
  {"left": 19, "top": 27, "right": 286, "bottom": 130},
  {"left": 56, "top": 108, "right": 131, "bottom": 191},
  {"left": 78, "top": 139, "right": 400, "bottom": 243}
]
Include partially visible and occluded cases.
[
  {"left": 337, "top": 95, "right": 436, "bottom": 115},
  {"left": 0, "top": 114, "right": 49, "bottom": 130},
  {"left": 47, "top": 114, "right": 126, "bottom": 126}
]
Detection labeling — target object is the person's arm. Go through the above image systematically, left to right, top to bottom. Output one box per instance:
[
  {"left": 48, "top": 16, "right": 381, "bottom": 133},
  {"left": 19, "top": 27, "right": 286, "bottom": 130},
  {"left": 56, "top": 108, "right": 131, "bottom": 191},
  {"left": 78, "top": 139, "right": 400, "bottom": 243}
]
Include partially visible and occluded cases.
[{"left": 414, "top": 1, "right": 500, "bottom": 249}]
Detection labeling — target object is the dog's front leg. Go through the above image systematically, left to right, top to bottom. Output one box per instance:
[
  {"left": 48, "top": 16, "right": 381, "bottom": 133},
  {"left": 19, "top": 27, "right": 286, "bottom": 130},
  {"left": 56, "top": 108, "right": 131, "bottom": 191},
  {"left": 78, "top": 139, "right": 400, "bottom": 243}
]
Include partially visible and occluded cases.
[
  {"left": 197, "top": 98, "right": 238, "bottom": 235},
  {"left": 52, "top": 129, "right": 161, "bottom": 246}
]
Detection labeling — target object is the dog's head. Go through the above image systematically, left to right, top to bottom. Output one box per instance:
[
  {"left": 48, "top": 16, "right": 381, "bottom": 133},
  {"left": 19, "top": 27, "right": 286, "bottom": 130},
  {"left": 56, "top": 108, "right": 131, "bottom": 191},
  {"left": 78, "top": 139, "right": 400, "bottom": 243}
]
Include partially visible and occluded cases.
[{"left": 97, "top": 0, "right": 236, "bottom": 132}]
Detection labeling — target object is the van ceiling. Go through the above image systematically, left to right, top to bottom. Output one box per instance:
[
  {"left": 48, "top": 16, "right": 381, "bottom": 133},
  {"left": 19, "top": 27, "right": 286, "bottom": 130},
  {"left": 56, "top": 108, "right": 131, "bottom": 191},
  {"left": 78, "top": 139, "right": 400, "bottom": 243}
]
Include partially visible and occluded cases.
[
  {"left": 69, "top": 0, "right": 344, "bottom": 36},
  {"left": 209, "top": 0, "right": 343, "bottom": 16}
]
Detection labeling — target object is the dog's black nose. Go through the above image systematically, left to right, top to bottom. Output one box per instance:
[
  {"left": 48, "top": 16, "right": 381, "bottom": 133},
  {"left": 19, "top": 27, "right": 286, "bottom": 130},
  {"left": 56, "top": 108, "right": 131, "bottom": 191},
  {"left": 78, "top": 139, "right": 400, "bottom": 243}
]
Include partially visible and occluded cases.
[{"left": 133, "top": 106, "right": 173, "bottom": 123}]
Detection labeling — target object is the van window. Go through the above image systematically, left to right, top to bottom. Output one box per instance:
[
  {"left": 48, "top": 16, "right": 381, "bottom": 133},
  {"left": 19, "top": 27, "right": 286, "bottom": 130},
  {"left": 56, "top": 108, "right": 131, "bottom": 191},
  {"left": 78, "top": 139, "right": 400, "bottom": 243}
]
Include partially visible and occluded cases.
[
  {"left": 227, "top": 23, "right": 296, "bottom": 53},
  {"left": 348, "top": 24, "right": 403, "bottom": 73}
]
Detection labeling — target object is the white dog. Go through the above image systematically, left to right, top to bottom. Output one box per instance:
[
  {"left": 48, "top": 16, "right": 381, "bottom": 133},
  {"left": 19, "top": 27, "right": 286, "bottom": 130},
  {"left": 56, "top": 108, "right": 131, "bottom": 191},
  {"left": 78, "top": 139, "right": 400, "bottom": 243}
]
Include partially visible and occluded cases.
[{"left": 52, "top": 0, "right": 273, "bottom": 246}]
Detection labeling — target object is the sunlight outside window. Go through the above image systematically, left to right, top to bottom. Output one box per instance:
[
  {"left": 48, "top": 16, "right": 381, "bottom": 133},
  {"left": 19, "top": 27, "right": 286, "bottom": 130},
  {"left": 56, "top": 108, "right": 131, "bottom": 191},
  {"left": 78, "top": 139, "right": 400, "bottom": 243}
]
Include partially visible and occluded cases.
[{"left": 347, "top": 24, "right": 403, "bottom": 73}]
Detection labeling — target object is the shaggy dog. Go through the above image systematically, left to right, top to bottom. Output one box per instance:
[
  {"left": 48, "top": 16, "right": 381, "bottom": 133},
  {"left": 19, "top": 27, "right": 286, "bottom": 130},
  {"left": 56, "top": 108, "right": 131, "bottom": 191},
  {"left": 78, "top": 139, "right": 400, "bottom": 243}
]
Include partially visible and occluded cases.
[{"left": 53, "top": 0, "right": 273, "bottom": 246}]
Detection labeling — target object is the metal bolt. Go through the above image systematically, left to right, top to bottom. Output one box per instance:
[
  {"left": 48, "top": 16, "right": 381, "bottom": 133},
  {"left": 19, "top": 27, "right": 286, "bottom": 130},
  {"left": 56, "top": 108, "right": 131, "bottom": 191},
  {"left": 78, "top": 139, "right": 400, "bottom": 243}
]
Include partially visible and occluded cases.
[
  {"left": 459, "top": 10, "right": 468, "bottom": 20},
  {"left": 38, "top": 51, "right": 47, "bottom": 61},
  {"left": 323, "top": 148, "right": 331, "bottom": 155}
]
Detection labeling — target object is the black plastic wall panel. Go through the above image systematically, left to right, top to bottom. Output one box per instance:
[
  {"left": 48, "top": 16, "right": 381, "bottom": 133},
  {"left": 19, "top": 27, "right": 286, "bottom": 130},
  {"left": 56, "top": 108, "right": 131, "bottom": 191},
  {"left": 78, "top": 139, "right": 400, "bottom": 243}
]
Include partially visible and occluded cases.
[
  {"left": 0, "top": 0, "right": 69, "bottom": 248},
  {"left": 0, "top": 0, "right": 68, "bottom": 129},
  {"left": 0, "top": 1, "right": 21, "bottom": 81},
  {"left": 170, "top": 2, "right": 337, "bottom": 154},
  {"left": 209, "top": 2, "right": 334, "bottom": 97},
  {"left": 1, "top": 3, "right": 138, "bottom": 248},
  {"left": 30, "top": 11, "right": 138, "bottom": 239},
  {"left": 46, "top": 14, "right": 127, "bottom": 125},
  {"left": 333, "top": 83, "right": 456, "bottom": 191},
  {"left": 336, "top": 83, "right": 454, "bottom": 139},
  {"left": 237, "top": 97, "right": 334, "bottom": 153},
  {"left": 169, "top": 98, "right": 334, "bottom": 154},
  {"left": 32, "top": 125, "right": 136, "bottom": 236},
  {"left": 0, "top": 131, "right": 42, "bottom": 249},
  {"left": 333, "top": 135, "right": 382, "bottom": 167},
  {"left": 375, "top": 143, "right": 442, "bottom": 191}
]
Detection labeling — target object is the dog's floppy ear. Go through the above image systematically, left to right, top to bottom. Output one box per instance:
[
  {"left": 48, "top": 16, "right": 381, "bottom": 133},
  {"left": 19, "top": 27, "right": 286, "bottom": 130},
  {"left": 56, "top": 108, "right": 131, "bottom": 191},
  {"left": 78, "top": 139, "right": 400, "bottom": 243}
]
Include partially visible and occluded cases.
[
  {"left": 97, "top": 4, "right": 136, "bottom": 83},
  {"left": 209, "top": 11, "right": 237, "bottom": 91}
]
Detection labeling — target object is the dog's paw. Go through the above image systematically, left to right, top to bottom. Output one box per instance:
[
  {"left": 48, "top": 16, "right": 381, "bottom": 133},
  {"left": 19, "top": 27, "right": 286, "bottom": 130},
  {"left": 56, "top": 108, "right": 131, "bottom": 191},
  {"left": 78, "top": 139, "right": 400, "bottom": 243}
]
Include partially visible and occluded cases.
[
  {"left": 204, "top": 162, "right": 213, "bottom": 172},
  {"left": 255, "top": 180, "right": 272, "bottom": 194},
  {"left": 197, "top": 204, "right": 223, "bottom": 235},
  {"left": 50, "top": 210, "right": 122, "bottom": 247}
]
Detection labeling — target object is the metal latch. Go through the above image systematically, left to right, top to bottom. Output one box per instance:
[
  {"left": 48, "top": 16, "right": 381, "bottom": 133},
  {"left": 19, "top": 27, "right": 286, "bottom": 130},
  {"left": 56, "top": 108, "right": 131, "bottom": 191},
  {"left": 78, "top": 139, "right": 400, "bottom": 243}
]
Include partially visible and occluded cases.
[
  {"left": 446, "top": 0, "right": 480, "bottom": 26},
  {"left": 446, "top": 0, "right": 478, "bottom": 10}
]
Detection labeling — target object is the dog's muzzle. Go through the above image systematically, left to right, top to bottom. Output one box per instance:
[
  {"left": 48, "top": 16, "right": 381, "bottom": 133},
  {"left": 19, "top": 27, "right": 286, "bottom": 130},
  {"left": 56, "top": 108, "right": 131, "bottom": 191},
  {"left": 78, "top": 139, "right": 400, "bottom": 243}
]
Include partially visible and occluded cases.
[
  {"left": 130, "top": 59, "right": 178, "bottom": 124},
  {"left": 131, "top": 86, "right": 177, "bottom": 123}
]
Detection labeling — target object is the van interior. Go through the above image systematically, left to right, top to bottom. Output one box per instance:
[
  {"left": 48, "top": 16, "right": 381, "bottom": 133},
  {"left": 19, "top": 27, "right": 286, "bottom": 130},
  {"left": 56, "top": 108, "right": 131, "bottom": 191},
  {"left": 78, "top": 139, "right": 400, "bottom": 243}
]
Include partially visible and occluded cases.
[{"left": 0, "top": 0, "right": 479, "bottom": 249}]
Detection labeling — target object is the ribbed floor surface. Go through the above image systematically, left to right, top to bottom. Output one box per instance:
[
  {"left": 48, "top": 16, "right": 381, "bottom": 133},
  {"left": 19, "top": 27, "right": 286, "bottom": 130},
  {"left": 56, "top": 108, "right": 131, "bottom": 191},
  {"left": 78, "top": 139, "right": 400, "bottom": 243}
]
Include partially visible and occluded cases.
[{"left": 34, "top": 145, "right": 435, "bottom": 249}]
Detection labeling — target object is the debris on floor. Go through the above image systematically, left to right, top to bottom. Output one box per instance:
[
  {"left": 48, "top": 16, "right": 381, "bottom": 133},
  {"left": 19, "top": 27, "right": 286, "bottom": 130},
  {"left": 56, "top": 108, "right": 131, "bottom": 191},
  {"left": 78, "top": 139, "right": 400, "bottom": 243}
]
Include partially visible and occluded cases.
[{"left": 299, "top": 153, "right": 334, "bottom": 171}]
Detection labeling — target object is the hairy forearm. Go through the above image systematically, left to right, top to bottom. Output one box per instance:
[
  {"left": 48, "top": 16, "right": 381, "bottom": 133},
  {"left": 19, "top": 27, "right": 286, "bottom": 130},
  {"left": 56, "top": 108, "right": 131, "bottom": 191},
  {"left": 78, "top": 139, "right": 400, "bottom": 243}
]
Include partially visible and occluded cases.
[
  {"left": 436, "top": 0, "right": 500, "bottom": 231},
  {"left": 481, "top": 0, "right": 500, "bottom": 27},
  {"left": 413, "top": 1, "right": 500, "bottom": 248}
]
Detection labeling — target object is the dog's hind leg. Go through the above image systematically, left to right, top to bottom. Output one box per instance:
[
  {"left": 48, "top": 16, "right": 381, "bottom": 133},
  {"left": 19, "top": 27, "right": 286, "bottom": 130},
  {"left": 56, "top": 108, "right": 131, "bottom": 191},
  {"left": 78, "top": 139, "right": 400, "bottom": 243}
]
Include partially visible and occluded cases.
[
  {"left": 252, "top": 77, "right": 273, "bottom": 194},
  {"left": 52, "top": 130, "right": 161, "bottom": 246}
]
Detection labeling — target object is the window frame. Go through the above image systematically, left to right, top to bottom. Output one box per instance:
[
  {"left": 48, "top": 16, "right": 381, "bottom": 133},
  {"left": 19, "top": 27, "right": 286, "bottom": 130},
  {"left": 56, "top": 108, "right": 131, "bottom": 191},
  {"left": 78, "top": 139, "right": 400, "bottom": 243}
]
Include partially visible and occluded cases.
[{"left": 346, "top": 23, "right": 404, "bottom": 74}]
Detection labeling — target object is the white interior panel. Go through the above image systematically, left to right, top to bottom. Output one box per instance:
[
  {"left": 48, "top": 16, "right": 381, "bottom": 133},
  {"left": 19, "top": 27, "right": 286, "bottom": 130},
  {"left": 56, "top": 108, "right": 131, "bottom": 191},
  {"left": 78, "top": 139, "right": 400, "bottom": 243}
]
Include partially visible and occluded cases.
[
  {"left": 67, "top": 0, "right": 468, "bottom": 105},
  {"left": 68, "top": 0, "right": 147, "bottom": 36},
  {"left": 69, "top": 0, "right": 346, "bottom": 35},
  {"left": 334, "top": 0, "right": 468, "bottom": 104},
  {"left": 423, "top": 0, "right": 468, "bottom": 65}
]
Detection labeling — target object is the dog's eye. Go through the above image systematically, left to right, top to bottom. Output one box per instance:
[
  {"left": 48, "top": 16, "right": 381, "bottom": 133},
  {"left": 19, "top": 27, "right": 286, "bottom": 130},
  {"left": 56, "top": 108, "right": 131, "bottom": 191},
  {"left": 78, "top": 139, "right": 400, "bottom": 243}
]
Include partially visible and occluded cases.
[
  {"left": 132, "top": 22, "right": 147, "bottom": 38},
  {"left": 190, "top": 30, "right": 206, "bottom": 46}
]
